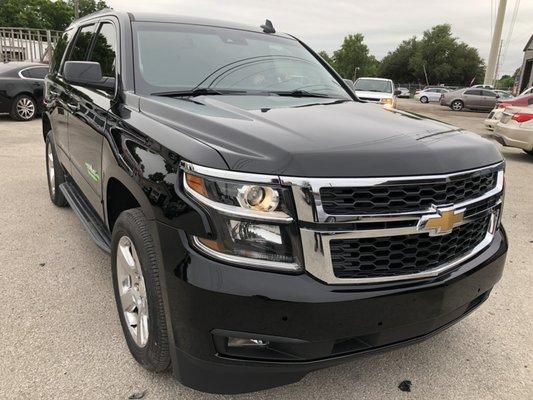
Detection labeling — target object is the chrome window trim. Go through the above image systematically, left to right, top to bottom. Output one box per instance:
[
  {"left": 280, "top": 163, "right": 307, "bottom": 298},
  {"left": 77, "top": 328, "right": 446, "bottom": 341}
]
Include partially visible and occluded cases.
[
  {"left": 18, "top": 66, "right": 48, "bottom": 81},
  {"left": 282, "top": 162, "right": 504, "bottom": 223},
  {"left": 182, "top": 173, "right": 293, "bottom": 223},
  {"left": 301, "top": 209, "right": 499, "bottom": 285},
  {"left": 191, "top": 236, "right": 301, "bottom": 273}
]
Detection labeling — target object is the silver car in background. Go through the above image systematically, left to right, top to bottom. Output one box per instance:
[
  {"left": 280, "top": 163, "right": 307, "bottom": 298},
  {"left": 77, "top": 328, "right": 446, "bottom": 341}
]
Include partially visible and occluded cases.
[
  {"left": 415, "top": 87, "right": 449, "bottom": 103},
  {"left": 440, "top": 88, "right": 499, "bottom": 111}
]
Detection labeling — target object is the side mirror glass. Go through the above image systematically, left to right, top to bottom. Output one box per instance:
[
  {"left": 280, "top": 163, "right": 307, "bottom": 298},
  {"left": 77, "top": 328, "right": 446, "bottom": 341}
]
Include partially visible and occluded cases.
[{"left": 63, "top": 61, "right": 115, "bottom": 92}]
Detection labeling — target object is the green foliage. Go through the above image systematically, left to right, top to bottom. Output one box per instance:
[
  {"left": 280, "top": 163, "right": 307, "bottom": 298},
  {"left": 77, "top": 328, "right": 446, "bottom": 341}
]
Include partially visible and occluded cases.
[
  {"left": 0, "top": 0, "right": 109, "bottom": 31},
  {"left": 380, "top": 24, "right": 485, "bottom": 85},
  {"left": 332, "top": 34, "right": 378, "bottom": 79},
  {"left": 318, "top": 50, "right": 335, "bottom": 69},
  {"left": 496, "top": 74, "right": 515, "bottom": 89}
]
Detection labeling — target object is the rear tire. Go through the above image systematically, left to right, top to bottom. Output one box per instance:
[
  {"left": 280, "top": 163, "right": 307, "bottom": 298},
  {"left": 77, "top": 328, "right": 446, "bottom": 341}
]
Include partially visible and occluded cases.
[
  {"left": 10, "top": 94, "right": 36, "bottom": 121},
  {"left": 420, "top": 96, "right": 429, "bottom": 103},
  {"left": 451, "top": 100, "right": 464, "bottom": 111},
  {"left": 45, "top": 132, "right": 68, "bottom": 207},
  {"left": 524, "top": 149, "right": 533, "bottom": 156},
  {"left": 111, "top": 208, "right": 171, "bottom": 373}
]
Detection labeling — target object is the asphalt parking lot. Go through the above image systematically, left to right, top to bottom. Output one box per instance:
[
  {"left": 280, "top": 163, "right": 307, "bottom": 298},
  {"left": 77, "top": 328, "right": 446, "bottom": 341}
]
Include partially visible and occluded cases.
[{"left": 0, "top": 101, "right": 532, "bottom": 399}]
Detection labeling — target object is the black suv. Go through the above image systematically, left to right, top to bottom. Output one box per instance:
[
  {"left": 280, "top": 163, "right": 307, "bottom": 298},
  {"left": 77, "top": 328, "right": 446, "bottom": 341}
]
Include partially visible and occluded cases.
[{"left": 43, "top": 10, "right": 507, "bottom": 394}]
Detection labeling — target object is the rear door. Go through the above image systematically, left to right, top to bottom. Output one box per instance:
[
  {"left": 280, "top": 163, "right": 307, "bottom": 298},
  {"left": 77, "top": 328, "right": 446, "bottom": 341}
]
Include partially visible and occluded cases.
[
  {"left": 66, "top": 20, "right": 119, "bottom": 218},
  {"left": 463, "top": 89, "right": 482, "bottom": 108},
  {"left": 481, "top": 90, "right": 498, "bottom": 110}
]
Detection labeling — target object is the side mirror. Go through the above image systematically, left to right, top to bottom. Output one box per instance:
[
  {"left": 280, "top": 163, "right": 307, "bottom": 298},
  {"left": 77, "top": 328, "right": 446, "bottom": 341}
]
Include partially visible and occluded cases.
[
  {"left": 64, "top": 61, "right": 115, "bottom": 91},
  {"left": 393, "top": 89, "right": 402, "bottom": 96},
  {"left": 495, "top": 94, "right": 500, "bottom": 99}
]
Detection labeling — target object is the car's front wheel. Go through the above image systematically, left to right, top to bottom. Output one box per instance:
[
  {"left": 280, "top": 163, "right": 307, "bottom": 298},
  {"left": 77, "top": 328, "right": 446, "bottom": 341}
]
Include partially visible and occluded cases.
[
  {"left": 11, "top": 94, "right": 37, "bottom": 121},
  {"left": 420, "top": 96, "right": 429, "bottom": 103},
  {"left": 451, "top": 100, "right": 464, "bottom": 111},
  {"left": 45, "top": 132, "right": 68, "bottom": 207},
  {"left": 111, "top": 208, "right": 171, "bottom": 372}
]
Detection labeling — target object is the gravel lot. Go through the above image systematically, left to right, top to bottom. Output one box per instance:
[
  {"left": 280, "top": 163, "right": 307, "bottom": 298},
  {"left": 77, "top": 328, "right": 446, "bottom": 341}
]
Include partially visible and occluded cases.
[{"left": 0, "top": 101, "right": 532, "bottom": 399}]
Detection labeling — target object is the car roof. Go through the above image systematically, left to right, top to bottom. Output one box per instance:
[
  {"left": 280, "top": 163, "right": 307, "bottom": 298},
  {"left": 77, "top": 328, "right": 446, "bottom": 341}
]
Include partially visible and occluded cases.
[
  {"left": 69, "top": 9, "right": 293, "bottom": 38},
  {"left": 355, "top": 77, "right": 392, "bottom": 81}
]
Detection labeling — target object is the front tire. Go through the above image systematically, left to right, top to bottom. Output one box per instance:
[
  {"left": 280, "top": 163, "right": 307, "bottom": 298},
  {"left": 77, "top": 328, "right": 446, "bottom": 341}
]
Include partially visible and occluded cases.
[
  {"left": 11, "top": 94, "right": 36, "bottom": 121},
  {"left": 420, "top": 96, "right": 429, "bottom": 103},
  {"left": 451, "top": 100, "right": 464, "bottom": 111},
  {"left": 45, "top": 132, "right": 68, "bottom": 207},
  {"left": 112, "top": 208, "right": 171, "bottom": 372}
]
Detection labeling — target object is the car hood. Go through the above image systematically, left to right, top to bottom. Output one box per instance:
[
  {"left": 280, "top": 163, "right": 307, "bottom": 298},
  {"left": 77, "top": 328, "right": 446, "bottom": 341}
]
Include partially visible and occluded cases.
[
  {"left": 354, "top": 90, "right": 392, "bottom": 100},
  {"left": 139, "top": 95, "right": 502, "bottom": 177}
]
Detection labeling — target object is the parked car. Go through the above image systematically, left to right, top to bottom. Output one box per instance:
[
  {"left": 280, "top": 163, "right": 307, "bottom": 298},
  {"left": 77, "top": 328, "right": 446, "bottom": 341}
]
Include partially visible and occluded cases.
[
  {"left": 44, "top": 10, "right": 507, "bottom": 394},
  {"left": 0, "top": 62, "right": 48, "bottom": 120},
  {"left": 353, "top": 77, "right": 399, "bottom": 108},
  {"left": 472, "top": 84, "right": 495, "bottom": 89},
  {"left": 396, "top": 86, "right": 410, "bottom": 98},
  {"left": 520, "top": 86, "right": 533, "bottom": 96},
  {"left": 415, "top": 87, "right": 449, "bottom": 103},
  {"left": 440, "top": 88, "right": 499, "bottom": 111},
  {"left": 493, "top": 90, "right": 513, "bottom": 99},
  {"left": 484, "top": 93, "right": 533, "bottom": 130},
  {"left": 492, "top": 105, "right": 533, "bottom": 155}
]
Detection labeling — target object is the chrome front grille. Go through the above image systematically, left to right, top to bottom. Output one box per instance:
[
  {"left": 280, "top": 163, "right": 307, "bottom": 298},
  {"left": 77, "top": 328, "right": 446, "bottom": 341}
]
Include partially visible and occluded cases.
[
  {"left": 282, "top": 162, "right": 505, "bottom": 284},
  {"left": 320, "top": 170, "right": 497, "bottom": 215},
  {"left": 330, "top": 215, "right": 491, "bottom": 279}
]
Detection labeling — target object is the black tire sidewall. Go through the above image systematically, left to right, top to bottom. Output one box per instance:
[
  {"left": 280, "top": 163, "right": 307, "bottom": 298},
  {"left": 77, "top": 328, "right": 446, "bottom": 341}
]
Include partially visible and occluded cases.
[
  {"left": 11, "top": 94, "right": 36, "bottom": 121},
  {"left": 420, "top": 96, "right": 428, "bottom": 103},
  {"left": 451, "top": 100, "right": 463, "bottom": 111},
  {"left": 111, "top": 209, "right": 170, "bottom": 372}
]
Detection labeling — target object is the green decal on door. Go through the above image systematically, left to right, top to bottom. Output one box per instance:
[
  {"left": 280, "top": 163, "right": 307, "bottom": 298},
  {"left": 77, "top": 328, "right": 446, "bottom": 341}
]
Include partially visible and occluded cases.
[{"left": 85, "top": 163, "right": 100, "bottom": 182}]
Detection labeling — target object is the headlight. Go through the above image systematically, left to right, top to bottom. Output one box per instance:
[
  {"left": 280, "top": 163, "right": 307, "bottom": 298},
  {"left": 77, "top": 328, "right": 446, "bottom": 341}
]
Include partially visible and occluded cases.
[
  {"left": 380, "top": 98, "right": 393, "bottom": 107},
  {"left": 181, "top": 162, "right": 302, "bottom": 272}
]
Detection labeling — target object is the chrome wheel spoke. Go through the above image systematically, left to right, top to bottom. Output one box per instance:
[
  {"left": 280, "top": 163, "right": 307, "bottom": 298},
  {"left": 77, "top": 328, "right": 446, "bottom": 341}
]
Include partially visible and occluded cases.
[{"left": 116, "top": 236, "right": 149, "bottom": 347}]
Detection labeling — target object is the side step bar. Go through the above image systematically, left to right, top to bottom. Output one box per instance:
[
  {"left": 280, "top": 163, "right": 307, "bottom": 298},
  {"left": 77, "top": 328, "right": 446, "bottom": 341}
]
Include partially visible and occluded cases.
[{"left": 60, "top": 182, "right": 111, "bottom": 254}]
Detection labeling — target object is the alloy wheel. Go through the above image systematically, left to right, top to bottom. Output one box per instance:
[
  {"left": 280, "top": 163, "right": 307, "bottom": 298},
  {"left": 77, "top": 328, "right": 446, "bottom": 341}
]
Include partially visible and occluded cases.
[
  {"left": 16, "top": 97, "right": 35, "bottom": 120},
  {"left": 452, "top": 101, "right": 463, "bottom": 111},
  {"left": 116, "top": 236, "right": 149, "bottom": 347}
]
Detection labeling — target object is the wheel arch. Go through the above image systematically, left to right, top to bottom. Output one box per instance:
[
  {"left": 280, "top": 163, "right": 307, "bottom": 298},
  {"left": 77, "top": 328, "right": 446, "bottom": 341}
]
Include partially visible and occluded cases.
[{"left": 42, "top": 112, "right": 52, "bottom": 141}]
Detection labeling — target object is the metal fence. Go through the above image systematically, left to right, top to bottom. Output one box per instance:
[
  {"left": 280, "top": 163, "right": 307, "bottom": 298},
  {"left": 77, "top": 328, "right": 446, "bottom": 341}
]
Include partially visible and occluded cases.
[{"left": 0, "top": 27, "right": 63, "bottom": 63}]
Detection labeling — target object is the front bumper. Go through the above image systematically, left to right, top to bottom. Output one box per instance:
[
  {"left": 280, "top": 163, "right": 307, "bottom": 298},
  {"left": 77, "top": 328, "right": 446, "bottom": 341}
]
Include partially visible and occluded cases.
[{"left": 156, "top": 222, "right": 507, "bottom": 394}]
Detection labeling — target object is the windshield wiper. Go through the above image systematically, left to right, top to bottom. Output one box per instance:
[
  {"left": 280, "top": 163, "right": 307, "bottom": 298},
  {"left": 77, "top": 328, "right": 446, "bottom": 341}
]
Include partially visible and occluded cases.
[
  {"left": 151, "top": 88, "right": 242, "bottom": 97},
  {"left": 268, "top": 90, "right": 335, "bottom": 98}
]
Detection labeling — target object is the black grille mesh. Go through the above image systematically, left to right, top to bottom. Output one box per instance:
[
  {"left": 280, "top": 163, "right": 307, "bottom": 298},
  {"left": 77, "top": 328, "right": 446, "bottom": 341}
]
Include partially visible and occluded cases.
[
  {"left": 320, "top": 171, "right": 497, "bottom": 215},
  {"left": 330, "top": 216, "right": 490, "bottom": 279}
]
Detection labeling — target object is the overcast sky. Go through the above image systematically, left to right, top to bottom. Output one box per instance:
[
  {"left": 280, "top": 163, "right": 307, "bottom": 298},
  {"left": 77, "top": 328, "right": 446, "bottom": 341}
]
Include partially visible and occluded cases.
[{"left": 107, "top": 0, "right": 532, "bottom": 77}]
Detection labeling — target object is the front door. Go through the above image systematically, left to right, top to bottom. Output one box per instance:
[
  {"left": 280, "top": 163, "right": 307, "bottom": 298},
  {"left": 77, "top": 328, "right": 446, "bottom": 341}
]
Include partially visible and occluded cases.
[{"left": 65, "top": 21, "right": 119, "bottom": 219}]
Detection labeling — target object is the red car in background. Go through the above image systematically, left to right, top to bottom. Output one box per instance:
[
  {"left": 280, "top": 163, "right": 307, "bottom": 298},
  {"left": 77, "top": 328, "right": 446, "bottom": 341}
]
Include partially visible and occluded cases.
[{"left": 496, "top": 93, "right": 533, "bottom": 109}]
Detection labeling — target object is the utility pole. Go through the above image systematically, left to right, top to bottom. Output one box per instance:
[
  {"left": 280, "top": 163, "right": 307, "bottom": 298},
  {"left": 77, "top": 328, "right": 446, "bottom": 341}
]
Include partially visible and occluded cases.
[
  {"left": 74, "top": 0, "right": 80, "bottom": 19},
  {"left": 484, "top": 0, "right": 507, "bottom": 86},
  {"left": 494, "top": 39, "right": 504, "bottom": 88},
  {"left": 422, "top": 63, "right": 429, "bottom": 86}
]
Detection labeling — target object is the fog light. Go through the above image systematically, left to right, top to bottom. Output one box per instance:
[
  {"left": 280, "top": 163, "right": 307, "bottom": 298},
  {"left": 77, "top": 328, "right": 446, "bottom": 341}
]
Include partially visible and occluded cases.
[{"left": 227, "top": 337, "right": 269, "bottom": 348}]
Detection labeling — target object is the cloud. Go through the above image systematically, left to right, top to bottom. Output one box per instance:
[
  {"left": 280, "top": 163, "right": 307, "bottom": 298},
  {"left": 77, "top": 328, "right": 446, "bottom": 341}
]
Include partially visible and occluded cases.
[{"left": 106, "top": 0, "right": 533, "bottom": 76}]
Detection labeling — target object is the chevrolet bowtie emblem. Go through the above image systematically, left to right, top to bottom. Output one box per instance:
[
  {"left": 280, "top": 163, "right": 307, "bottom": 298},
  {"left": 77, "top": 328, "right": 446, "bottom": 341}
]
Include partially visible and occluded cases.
[{"left": 418, "top": 207, "right": 466, "bottom": 236}]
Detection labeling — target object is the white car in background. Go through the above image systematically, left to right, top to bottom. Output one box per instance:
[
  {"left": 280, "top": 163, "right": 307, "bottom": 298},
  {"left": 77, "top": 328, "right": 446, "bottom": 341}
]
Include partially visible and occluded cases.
[
  {"left": 353, "top": 77, "right": 399, "bottom": 108},
  {"left": 520, "top": 86, "right": 533, "bottom": 96},
  {"left": 396, "top": 87, "right": 410, "bottom": 98},
  {"left": 414, "top": 87, "right": 449, "bottom": 103},
  {"left": 493, "top": 105, "right": 533, "bottom": 155}
]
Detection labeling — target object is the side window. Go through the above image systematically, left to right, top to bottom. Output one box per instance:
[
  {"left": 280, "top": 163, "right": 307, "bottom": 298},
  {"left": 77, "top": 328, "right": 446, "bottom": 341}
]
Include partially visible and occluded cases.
[
  {"left": 89, "top": 22, "right": 117, "bottom": 77},
  {"left": 69, "top": 24, "right": 96, "bottom": 62},
  {"left": 51, "top": 30, "right": 74, "bottom": 74},
  {"left": 26, "top": 67, "right": 49, "bottom": 79},
  {"left": 19, "top": 69, "right": 31, "bottom": 78},
  {"left": 464, "top": 89, "right": 481, "bottom": 96},
  {"left": 483, "top": 90, "right": 497, "bottom": 97}
]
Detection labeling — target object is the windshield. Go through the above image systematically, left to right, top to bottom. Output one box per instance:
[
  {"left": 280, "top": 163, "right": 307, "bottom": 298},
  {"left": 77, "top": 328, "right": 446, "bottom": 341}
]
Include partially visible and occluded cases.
[
  {"left": 133, "top": 22, "right": 349, "bottom": 99},
  {"left": 353, "top": 79, "right": 392, "bottom": 93}
]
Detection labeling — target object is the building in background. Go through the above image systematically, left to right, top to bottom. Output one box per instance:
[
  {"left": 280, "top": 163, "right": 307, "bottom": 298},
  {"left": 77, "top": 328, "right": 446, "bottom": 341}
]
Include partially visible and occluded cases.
[
  {"left": 0, "top": 28, "right": 62, "bottom": 63},
  {"left": 518, "top": 34, "right": 533, "bottom": 93}
]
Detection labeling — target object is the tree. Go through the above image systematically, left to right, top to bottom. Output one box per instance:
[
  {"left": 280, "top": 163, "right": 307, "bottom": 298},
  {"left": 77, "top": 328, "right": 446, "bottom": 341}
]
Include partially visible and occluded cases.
[
  {"left": 0, "top": 0, "right": 109, "bottom": 31},
  {"left": 409, "top": 24, "right": 484, "bottom": 85},
  {"left": 332, "top": 34, "right": 378, "bottom": 79},
  {"left": 378, "top": 37, "right": 418, "bottom": 82},
  {"left": 318, "top": 50, "right": 336, "bottom": 70}
]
